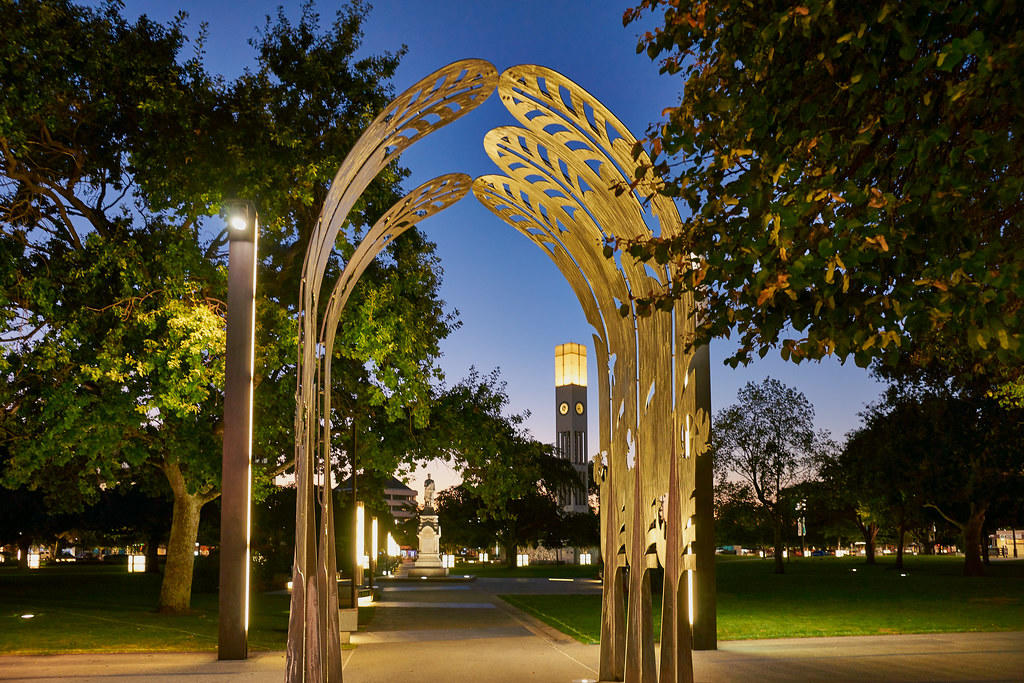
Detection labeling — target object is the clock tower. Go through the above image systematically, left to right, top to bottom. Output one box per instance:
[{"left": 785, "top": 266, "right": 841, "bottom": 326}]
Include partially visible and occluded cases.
[{"left": 555, "top": 343, "right": 589, "bottom": 513}]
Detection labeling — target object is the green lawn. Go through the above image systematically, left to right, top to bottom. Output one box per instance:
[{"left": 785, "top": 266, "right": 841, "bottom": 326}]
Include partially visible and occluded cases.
[
  {"left": 4, "top": 556, "right": 1022, "bottom": 654},
  {"left": 501, "top": 556, "right": 1024, "bottom": 643},
  {"left": 0, "top": 564, "right": 369, "bottom": 655}
]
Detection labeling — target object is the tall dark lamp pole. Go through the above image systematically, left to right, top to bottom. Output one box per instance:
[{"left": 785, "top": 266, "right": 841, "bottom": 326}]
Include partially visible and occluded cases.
[{"left": 218, "top": 200, "right": 258, "bottom": 660}]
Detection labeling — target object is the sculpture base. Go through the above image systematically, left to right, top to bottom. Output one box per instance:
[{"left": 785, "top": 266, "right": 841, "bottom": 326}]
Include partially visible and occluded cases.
[
  {"left": 413, "top": 512, "right": 445, "bottom": 576},
  {"left": 407, "top": 565, "right": 448, "bottom": 577}
]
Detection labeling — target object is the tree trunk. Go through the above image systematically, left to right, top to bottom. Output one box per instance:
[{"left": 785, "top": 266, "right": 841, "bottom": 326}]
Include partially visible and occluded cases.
[
  {"left": 158, "top": 462, "right": 210, "bottom": 613},
  {"left": 962, "top": 507, "right": 986, "bottom": 577},
  {"left": 772, "top": 519, "right": 785, "bottom": 574},
  {"left": 981, "top": 519, "right": 990, "bottom": 565},
  {"left": 857, "top": 521, "right": 879, "bottom": 564},
  {"left": 895, "top": 522, "right": 906, "bottom": 570},
  {"left": 145, "top": 525, "right": 162, "bottom": 574},
  {"left": 502, "top": 526, "right": 517, "bottom": 569},
  {"left": 17, "top": 537, "right": 30, "bottom": 570},
  {"left": 505, "top": 542, "right": 517, "bottom": 568}
]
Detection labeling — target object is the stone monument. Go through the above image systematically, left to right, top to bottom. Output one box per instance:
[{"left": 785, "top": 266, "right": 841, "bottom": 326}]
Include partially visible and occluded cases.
[{"left": 409, "top": 474, "right": 446, "bottom": 577}]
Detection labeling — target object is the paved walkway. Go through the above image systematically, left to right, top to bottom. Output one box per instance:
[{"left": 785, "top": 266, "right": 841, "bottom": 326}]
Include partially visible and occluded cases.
[{"left": 2, "top": 578, "right": 1023, "bottom": 681}]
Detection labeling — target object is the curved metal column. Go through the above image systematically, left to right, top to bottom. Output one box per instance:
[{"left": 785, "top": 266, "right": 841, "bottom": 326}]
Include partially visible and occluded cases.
[
  {"left": 288, "top": 58, "right": 713, "bottom": 683},
  {"left": 287, "top": 61, "right": 498, "bottom": 683},
  {"left": 473, "top": 65, "right": 712, "bottom": 683}
]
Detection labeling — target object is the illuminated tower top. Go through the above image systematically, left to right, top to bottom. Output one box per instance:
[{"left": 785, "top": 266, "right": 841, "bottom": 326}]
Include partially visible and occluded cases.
[
  {"left": 555, "top": 342, "right": 587, "bottom": 387},
  {"left": 555, "top": 343, "right": 588, "bottom": 513}
]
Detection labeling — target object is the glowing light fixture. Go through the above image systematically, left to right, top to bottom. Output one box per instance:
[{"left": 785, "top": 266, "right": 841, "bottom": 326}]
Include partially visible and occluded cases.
[
  {"left": 555, "top": 343, "right": 587, "bottom": 387},
  {"left": 356, "top": 503, "right": 366, "bottom": 568},
  {"left": 371, "top": 517, "right": 378, "bottom": 565},
  {"left": 386, "top": 532, "right": 400, "bottom": 557},
  {"left": 27, "top": 552, "right": 40, "bottom": 569},
  {"left": 128, "top": 555, "right": 146, "bottom": 573},
  {"left": 687, "top": 570, "right": 695, "bottom": 626}
]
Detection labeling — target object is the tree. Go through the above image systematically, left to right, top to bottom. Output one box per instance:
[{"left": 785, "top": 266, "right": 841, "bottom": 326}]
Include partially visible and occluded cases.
[
  {"left": 0, "top": 0, "right": 454, "bottom": 612},
  {"left": 620, "top": 1, "right": 1023, "bottom": 388},
  {"left": 430, "top": 370, "right": 582, "bottom": 566},
  {"left": 711, "top": 378, "right": 824, "bottom": 573},
  {"left": 857, "top": 383, "right": 1022, "bottom": 576},
  {"left": 820, "top": 398, "right": 935, "bottom": 569},
  {"left": 817, "top": 445, "right": 885, "bottom": 566},
  {"left": 713, "top": 481, "right": 772, "bottom": 551},
  {"left": 78, "top": 482, "right": 174, "bottom": 573},
  {"left": 435, "top": 485, "right": 501, "bottom": 553},
  {"left": 557, "top": 511, "right": 601, "bottom": 552}
]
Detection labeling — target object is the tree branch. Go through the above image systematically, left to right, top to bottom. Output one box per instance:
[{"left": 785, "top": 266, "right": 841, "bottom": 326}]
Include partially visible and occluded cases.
[{"left": 923, "top": 502, "right": 964, "bottom": 531}]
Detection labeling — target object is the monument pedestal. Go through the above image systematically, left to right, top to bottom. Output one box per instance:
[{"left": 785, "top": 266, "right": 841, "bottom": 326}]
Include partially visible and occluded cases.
[{"left": 409, "top": 511, "right": 447, "bottom": 577}]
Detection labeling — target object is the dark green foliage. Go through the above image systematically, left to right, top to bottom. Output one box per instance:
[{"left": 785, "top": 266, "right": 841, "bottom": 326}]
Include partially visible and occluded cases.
[
  {"left": 0, "top": 0, "right": 454, "bottom": 611},
  {"left": 622, "top": 0, "right": 1024, "bottom": 389},
  {"left": 834, "top": 381, "right": 1024, "bottom": 576},
  {"left": 713, "top": 482, "right": 772, "bottom": 549}
]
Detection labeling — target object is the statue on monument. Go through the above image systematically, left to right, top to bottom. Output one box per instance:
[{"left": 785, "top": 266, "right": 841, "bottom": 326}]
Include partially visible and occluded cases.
[
  {"left": 410, "top": 473, "right": 445, "bottom": 577},
  {"left": 423, "top": 473, "right": 435, "bottom": 511}
]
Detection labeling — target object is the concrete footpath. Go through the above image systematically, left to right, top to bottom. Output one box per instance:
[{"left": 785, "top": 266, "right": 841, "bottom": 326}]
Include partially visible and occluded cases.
[{"left": 2, "top": 577, "right": 1023, "bottom": 682}]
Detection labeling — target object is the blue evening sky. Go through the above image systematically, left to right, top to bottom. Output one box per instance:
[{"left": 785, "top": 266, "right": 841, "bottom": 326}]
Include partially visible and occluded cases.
[{"left": 111, "top": 0, "right": 885, "bottom": 492}]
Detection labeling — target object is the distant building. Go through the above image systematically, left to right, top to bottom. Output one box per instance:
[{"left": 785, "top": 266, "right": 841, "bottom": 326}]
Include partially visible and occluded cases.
[
  {"left": 555, "top": 343, "right": 589, "bottom": 513},
  {"left": 337, "top": 475, "right": 418, "bottom": 523},
  {"left": 384, "top": 477, "right": 418, "bottom": 521},
  {"left": 990, "top": 529, "right": 1022, "bottom": 558}
]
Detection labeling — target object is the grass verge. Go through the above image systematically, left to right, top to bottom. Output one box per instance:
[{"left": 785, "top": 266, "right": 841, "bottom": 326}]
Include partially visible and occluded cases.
[
  {"left": 500, "top": 556, "right": 1024, "bottom": 643},
  {"left": 0, "top": 565, "right": 289, "bottom": 655}
]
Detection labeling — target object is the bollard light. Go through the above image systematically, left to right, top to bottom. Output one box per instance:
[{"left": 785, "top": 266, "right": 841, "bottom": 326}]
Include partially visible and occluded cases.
[
  {"left": 356, "top": 503, "right": 366, "bottom": 568},
  {"left": 371, "top": 517, "right": 378, "bottom": 564},
  {"left": 128, "top": 554, "right": 146, "bottom": 573}
]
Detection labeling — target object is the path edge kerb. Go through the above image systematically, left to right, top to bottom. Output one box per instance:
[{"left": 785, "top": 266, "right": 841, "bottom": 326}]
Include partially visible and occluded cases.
[{"left": 489, "top": 594, "right": 580, "bottom": 645}]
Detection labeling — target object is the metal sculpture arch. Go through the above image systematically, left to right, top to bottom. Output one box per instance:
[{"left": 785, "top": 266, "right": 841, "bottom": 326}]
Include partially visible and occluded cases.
[{"left": 287, "top": 59, "right": 713, "bottom": 683}]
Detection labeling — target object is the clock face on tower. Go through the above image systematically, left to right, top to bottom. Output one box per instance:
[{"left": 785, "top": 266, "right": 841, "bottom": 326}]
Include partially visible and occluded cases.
[
  {"left": 575, "top": 401, "right": 585, "bottom": 415},
  {"left": 559, "top": 402, "right": 569, "bottom": 415}
]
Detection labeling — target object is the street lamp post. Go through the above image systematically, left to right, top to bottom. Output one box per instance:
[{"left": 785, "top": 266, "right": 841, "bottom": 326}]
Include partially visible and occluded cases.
[{"left": 218, "top": 200, "right": 258, "bottom": 661}]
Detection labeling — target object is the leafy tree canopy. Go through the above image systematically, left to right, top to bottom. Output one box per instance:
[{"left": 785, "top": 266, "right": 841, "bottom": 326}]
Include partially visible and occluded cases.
[
  {"left": 0, "top": 0, "right": 454, "bottom": 611},
  {"left": 622, "top": 0, "right": 1023, "bottom": 387},
  {"left": 841, "top": 380, "right": 1023, "bottom": 575}
]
